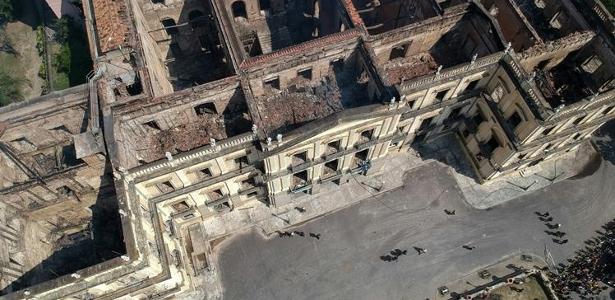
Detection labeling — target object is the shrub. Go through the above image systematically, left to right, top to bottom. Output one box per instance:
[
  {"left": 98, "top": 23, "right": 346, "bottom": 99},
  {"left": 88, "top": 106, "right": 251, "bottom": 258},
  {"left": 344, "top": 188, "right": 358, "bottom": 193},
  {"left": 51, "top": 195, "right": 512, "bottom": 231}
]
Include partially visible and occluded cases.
[
  {"left": 52, "top": 17, "right": 70, "bottom": 43},
  {"left": 0, "top": 68, "right": 23, "bottom": 106}
]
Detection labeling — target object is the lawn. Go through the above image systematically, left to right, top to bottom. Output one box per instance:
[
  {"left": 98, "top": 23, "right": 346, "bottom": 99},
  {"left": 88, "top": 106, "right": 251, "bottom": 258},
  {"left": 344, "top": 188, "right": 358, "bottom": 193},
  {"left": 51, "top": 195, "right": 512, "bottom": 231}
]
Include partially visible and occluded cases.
[
  {"left": 0, "top": 0, "right": 43, "bottom": 105},
  {"left": 0, "top": 0, "right": 91, "bottom": 106},
  {"left": 48, "top": 16, "right": 92, "bottom": 90},
  {"left": 486, "top": 276, "right": 549, "bottom": 300}
]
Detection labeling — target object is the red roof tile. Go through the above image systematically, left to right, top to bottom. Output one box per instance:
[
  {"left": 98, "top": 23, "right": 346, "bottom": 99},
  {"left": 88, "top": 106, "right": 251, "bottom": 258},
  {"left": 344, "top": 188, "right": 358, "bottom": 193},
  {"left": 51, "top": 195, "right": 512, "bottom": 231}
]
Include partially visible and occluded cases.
[{"left": 92, "top": 0, "right": 130, "bottom": 53}]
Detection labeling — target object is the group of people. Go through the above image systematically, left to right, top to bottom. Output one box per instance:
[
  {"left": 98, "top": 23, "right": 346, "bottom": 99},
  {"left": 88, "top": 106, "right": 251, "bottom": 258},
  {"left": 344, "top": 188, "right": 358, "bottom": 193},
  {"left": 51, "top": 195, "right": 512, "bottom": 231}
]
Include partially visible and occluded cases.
[
  {"left": 536, "top": 211, "right": 568, "bottom": 244},
  {"left": 549, "top": 218, "right": 614, "bottom": 298},
  {"left": 276, "top": 230, "right": 321, "bottom": 240},
  {"left": 380, "top": 248, "right": 409, "bottom": 262}
]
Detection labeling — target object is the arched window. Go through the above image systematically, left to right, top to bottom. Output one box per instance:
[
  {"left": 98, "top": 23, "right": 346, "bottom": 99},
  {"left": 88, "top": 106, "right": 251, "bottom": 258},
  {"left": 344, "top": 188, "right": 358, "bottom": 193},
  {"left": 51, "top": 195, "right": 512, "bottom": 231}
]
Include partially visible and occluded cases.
[
  {"left": 231, "top": 1, "right": 247, "bottom": 19},
  {"left": 189, "top": 10, "right": 205, "bottom": 29},
  {"left": 161, "top": 18, "right": 178, "bottom": 35}
]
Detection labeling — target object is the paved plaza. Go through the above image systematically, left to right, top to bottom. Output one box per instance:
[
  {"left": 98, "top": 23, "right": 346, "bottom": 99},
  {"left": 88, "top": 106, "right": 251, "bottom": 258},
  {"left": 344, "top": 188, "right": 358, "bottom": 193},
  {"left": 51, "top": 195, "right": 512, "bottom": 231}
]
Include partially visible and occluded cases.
[{"left": 216, "top": 157, "right": 615, "bottom": 299}]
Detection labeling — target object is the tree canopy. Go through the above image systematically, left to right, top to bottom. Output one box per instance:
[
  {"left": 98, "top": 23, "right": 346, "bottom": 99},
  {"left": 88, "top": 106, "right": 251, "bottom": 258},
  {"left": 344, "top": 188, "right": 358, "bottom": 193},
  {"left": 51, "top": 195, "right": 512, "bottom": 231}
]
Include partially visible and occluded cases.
[{"left": 0, "top": 0, "right": 14, "bottom": 23}]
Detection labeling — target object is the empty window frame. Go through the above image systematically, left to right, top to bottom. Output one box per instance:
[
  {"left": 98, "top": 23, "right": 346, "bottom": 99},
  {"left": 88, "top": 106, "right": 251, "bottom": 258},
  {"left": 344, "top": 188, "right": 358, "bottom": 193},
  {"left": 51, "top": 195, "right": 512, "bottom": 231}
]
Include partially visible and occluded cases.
[
  {"left": 231, "top": 1, "right": 248, "bottom": 19},
  {"left": 161, "top": 18, "right": 179, "bottom": 35},
  {"left": 389, "top": 43, "right": 409, "bottom": 60},
  {"left": 581, "top": 55, "right": 603, "bottom": 74},
  {"left": 330, "top": 58, "right": 344, "bottom": 70},
  {"left": 297, "top": 68, "right": 313, "bottom": 80},
  {"left": 263, "top": 77, "right": 280, "bottom": 90},
  {"left": 465, "top": 79, "right": 480, "bottom": 92},
  {"left": 434, "top": 89, "right": 449, "bottom": 102},
  {"left": 406, "top": 96, "right": 420, "bottom": 109},
  {"left": 194, "top": 102, "right": 217, "bottom": 115},
  {"left": 449, "top": 106, "right": 463, "bottom": 118},
  {"left": 472, "top": 108, "right": 486, "bottom": 125},
  {"left": 508, "top": 110, "right": 524, "bottom": 129},
  {"left": 418, "top": 116, "right": 434, "bottom": 132},
  {"left": 572, "top": 116, "right": 585, "bottom": 126},
  {"left": 143, "top": 120, "right": 161, "bottom": 131},
  {"left": 543, "top": 126, "right": 556, "bottom": 135},
  {"left": 359, "top": 128, "right": 374, "bottom": 142},
  {"left": 483, "top": 132, "right": 501, "bottom": 155},
  {"left": 572, "top": 133, "right": 582, "bottom": 140},
  {"left": 325, "top": 140, "right": 341, "bottom": 154},
  {"left": 291, "top": 151, "right": 308, "bottom": 166},
  {"left": 231, "top": 155, "right": 249, "bottom": 169},
  {"left": 323, "top": 159, "right": 339, "bottom": 176},
  {"left": 196, "top": 167, "right": 213, "bottom": 180},
  {"left": 292, "top": 170, "right": 309, "bottom": 187},
  {"left": 240, "top": 177, "right": 257, "bottom": 190},
  {"left": 156, "top": 181, "right": 175, "bottom": 193},
  {"left": 207, "top": 189, "right": 225, "bottom": 200},
  {"left": 172, "top": 201, "right": 191, "bottom": 213}
]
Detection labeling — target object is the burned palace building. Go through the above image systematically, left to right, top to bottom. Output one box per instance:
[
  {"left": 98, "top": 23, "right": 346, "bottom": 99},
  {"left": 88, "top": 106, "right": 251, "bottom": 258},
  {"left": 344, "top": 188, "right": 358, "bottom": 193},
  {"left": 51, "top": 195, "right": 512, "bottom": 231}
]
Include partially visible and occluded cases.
[{"left": 0, "top": 0, "right": 614, "bottom": 299}]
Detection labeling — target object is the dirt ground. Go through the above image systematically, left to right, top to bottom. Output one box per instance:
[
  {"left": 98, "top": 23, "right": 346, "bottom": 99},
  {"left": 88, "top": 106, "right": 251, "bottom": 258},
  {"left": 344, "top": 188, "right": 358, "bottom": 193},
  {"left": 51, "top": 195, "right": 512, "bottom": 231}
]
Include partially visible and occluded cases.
[
  {"left": 0, "top": 0, "right": 44, "bottom": 100},
  {"left": 487, "top": 277, "right": 549, "bottom": 300}
]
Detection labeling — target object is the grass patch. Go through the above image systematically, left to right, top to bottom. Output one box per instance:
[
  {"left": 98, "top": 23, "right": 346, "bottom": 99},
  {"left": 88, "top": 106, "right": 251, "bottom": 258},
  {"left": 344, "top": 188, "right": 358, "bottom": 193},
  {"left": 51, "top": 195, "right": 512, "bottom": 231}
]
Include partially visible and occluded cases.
[
  {"left": 603, "top": 0, "right": 615, "bottom": 14},
  {"left": 49, "top": 17, "right": 91, "bottom": 89},
  {"left": 0, "top": 68, "right": 24, "bottom": 106}
]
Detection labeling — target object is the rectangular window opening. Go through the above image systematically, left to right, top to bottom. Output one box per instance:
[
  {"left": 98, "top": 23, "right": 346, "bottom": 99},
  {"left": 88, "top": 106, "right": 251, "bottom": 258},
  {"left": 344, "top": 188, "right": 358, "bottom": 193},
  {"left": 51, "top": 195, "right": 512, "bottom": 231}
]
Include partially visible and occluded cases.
[
  {"left": 389, "top": 43, "right": 409, "bottom": 60},
  {"left": 331, "top": 58, "right": 344, "bottom": 70},
  {"left": 297, "top": 68, "right": 313, "bottom": 80},
  {"left": 264, "top": 77, "right": 280, "bottom": 90},
  {"left": 465, "top": 79, "right": 480, "bottom": 92},
  {"left": 435, "top": 90, "right": 449, "bottom": 102},
  {"left": 194, "top": 102, "right": 217, "bottom": 115},
  {"left": 508, "top": 111, "right": 523, "bottom": 129},
  {"left": 572, "top": 116, "right": 585, "bottom": 126},
  {"left": 418, "top": 117, "right": 434, "bottom": 132},
  {"left": 144, "top": 120, "right": 161, "bottom": 131},
  {"left": 359, "top": 129, "right": 374, "bottom": 143},
  {"left": 325, "top": 140, "right": 341, "bottom": 155},
  {"left": 292, "top": 151, "right": 308, "bottom": 166},
  {"left": 324, "top": 159, "right": 339, "bottom": 176},
  {"left": 292, "top": 170, "right": 309, "bottom": 188},
  {"left": 156, "top": 181, "right": 175, "bottom": 193},
  {"left": 208, "top": 189, "right": 224, "bottom": 201},
  {"left": 172, "top": 201, "right": 191, "bottom": 213}
]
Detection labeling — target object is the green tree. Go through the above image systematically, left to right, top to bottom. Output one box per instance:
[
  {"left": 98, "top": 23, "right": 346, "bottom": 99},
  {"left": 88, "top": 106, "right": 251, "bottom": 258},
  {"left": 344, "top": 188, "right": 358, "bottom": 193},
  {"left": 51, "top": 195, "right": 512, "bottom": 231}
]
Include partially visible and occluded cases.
[
  {"left": 0, "top": 0, "right": 14, "bottom": 22},
  {"left": 604, "top": 0, "right": 615, "bottom": 14},
  {"left": 52, "top": 17, "right": 70, "bottom": 43},
  {"left": 55, "top": 43, "right": 71, "bottom": 74},
  {"left": 0, "top": 69, "right": 23, "bottom": 106}
]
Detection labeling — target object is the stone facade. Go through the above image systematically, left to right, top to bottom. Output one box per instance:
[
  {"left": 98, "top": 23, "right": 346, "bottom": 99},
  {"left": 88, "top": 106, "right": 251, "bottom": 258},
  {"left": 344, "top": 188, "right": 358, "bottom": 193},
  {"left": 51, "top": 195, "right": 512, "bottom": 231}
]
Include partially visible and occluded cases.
[{"left": 1, "top": 0, "right": 614, "bottom": 299}]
